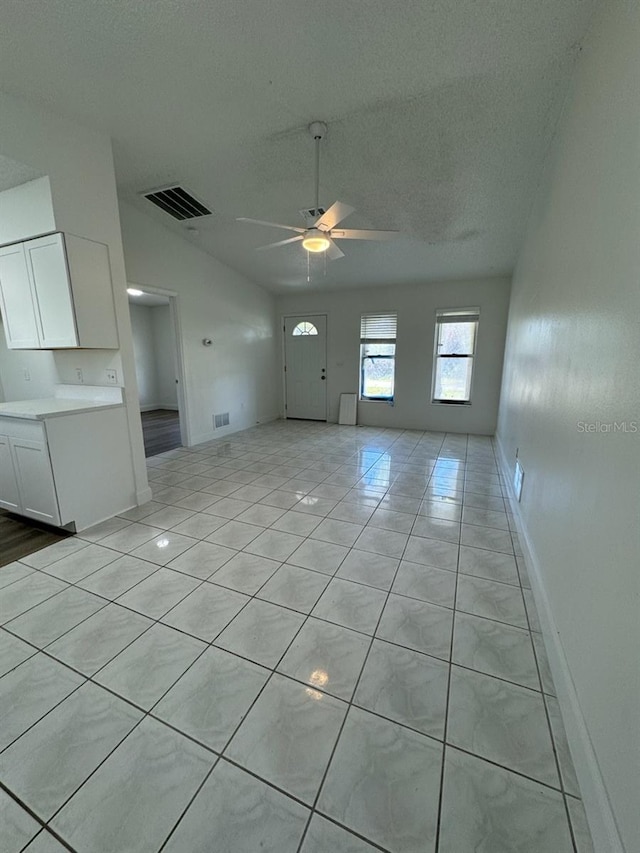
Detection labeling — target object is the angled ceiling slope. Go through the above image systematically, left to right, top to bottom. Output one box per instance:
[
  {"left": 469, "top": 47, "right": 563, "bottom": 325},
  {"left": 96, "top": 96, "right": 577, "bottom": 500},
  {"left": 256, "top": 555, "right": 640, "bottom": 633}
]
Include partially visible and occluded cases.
[{"left": 0, "top": 0, "right": 598, "bottom": 292}]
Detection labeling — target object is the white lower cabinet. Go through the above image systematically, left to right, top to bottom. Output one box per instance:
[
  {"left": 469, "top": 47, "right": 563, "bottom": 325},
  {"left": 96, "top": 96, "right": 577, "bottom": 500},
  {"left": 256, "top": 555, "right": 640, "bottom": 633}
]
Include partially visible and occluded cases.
[
  {"left": 0, "top": 407, "right": 136, "bottom": 532},
  {"left": 0, "top": 421, "right": 61, "bottom": 525},
  {"left": 0, "top": 434, "right": 22, "bottom": 513},
  {"left": 11, "top": 437, "right": 61, "bottom": 525}
]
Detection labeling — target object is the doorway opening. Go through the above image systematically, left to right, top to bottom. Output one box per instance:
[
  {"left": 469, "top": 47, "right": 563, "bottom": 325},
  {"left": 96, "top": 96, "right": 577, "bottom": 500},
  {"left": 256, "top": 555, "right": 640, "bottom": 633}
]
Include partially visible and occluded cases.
[{"left": 127, "top": 286, "right": 188, "bottom": 456}]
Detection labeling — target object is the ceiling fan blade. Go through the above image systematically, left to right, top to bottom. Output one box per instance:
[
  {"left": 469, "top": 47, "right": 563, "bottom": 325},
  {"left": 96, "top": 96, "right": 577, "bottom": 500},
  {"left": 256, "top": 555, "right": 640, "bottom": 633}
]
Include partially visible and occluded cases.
[
  {"left": 315, "top": 201, "right": 355, "bottom": 231},
  {"left": 237, "top": 217, "right": 305, "bottom": 234},
  {"left": 331, "top": 228, "right": 399, "bottom": 241},
  {"left": 256, "top": 235, "right": 304, "bottom": 251},
  {"left": 326, "top": 239, "right": 345, "bottom": 261}
]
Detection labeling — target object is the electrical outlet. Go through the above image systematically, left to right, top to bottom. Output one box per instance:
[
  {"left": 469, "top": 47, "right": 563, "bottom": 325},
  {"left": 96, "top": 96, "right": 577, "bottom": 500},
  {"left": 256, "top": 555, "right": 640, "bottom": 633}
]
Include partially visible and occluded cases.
[
  {"left": 23, "top": 368, "right": 31, "bottom": 381},
  {"left": 75, "top": 368, "right": 83, "bottom": 383},
  {"left": 106, "top": 369, "right": 118, "bottom": 385}
]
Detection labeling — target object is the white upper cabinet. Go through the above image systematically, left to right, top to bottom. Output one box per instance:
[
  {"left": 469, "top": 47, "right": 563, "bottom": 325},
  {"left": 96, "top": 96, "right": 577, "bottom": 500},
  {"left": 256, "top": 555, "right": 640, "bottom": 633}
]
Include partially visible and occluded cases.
[
  {"left": 0, "top": 232, "right": 119, "bottom": 349},
  {"left": 26, "top": 234, "right": 78, "bottom": 347},
  {"left": 0, "top": 242, "right": 40, "bottom": 348}
]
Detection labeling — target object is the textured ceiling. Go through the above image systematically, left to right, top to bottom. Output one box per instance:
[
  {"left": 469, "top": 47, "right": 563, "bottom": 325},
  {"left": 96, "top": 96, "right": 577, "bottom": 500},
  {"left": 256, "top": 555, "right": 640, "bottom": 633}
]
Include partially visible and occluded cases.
[
  {"left": 0, "top": 0, "right": 597, "bottom": 292},
  {"left": 0, "top": 155, "right": 43, "bottom": 192}
]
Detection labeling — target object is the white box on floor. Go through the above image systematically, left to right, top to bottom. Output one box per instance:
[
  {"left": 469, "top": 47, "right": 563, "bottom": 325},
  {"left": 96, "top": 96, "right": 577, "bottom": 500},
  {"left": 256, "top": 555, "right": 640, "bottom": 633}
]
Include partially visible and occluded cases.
[{"left": 338, "top": 393, "right": 357, "bottom": 425}]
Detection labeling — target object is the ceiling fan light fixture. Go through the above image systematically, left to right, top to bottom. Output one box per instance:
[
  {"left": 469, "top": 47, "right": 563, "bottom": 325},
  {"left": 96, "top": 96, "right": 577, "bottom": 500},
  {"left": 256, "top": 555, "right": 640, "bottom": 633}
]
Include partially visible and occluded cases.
[{"left": 302, "top": 229, "right": 331, "bottom": 253}]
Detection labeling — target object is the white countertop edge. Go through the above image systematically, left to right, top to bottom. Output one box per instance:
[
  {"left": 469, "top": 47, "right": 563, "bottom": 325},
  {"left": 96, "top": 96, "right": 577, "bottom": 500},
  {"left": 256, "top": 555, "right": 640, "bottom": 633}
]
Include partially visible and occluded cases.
[{"left": 0, "top": 398, "right": 125, "bottom": 420}]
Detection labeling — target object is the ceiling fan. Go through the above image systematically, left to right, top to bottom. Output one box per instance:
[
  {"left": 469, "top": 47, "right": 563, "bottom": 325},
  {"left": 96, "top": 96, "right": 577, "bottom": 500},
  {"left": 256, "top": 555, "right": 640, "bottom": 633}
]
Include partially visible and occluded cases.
[{"left": 237, "top": 121, "right": 398, "bottom": 260}]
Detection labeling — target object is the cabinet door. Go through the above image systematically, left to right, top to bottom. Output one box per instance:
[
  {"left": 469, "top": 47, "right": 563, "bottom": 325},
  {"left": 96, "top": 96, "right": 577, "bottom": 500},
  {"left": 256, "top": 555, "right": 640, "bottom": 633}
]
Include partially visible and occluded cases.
[
  {"left": 25, "top": 234, "right": 78, "bottom": 348},
  {"left": 0, "top": 243, "right": 40, "bottom": 348},
  {"left": 0, "top": 434, "right": 21, "bottom": 512},
  {"left": 11, "top": 437, "right": 61, "bottom": 526}
]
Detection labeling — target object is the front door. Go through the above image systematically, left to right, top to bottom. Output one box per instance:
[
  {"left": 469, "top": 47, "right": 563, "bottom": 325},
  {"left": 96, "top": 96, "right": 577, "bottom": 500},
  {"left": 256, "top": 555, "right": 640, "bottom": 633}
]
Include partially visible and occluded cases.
[{"left": 284, "top": 315, "right": 327, "bottom": 420}]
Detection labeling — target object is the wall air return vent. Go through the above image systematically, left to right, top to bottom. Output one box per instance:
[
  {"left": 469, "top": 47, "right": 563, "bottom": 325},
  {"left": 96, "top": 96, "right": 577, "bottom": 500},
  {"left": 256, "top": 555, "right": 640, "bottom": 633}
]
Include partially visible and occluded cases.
[
  {"left": 143, "top": 185, "right": 212, "bottom": 221},
  {"left": 214, "top": 412, "right": 230, "bottom": 429}
]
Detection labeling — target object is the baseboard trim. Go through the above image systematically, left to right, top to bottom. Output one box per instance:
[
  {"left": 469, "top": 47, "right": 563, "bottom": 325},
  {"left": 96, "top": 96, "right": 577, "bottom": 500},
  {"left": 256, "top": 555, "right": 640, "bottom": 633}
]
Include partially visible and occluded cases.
[
  {"left": 139, "top": 404, "right": 179, "bottom": 412},
  {"left": 255, "top": 414, "right": 280, "bottom": 427},
  {"left": 189, "top": 415, "right": 281, "bottom": 449},
  {"left": 494, "top": 435, "right": 625, "bottom": 853},
  {"left": 135, "top": 486, "right": 153, "bottom": 505}
]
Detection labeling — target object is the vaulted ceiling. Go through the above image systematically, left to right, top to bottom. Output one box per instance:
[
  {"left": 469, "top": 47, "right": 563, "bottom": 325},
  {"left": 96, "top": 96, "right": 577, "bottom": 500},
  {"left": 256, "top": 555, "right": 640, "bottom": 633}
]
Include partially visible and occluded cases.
[{"left": 0, "top": 0, "right": 597, "bottom": 292}]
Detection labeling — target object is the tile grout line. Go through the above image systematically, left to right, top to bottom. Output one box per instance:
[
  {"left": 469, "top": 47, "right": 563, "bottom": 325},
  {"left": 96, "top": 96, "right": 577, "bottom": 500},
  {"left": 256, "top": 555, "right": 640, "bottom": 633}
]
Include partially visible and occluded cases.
[
  {"left": 296, "top": 432, "right": 451, "bottom": 853},
  {"left": 434, "top": 432, "right": 468, "bottom": 853},
  {"left": 0, "top": 778, "right": 79, "bottom": 853}
]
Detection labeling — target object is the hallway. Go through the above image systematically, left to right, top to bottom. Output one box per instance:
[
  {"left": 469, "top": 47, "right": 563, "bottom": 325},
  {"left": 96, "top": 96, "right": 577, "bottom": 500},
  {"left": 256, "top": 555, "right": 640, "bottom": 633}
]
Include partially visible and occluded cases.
[
  {"left": 140, "top": 409, "right": 181, "bottom": 458},
  {"left": 0, "top": 421, "right": 593, "bottom": 852}
]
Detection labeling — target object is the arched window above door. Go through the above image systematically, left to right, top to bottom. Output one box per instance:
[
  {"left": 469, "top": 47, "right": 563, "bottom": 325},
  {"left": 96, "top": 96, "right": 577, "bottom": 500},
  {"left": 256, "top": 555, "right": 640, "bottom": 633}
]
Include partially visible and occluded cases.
[{"left": 292, "top": 321, "right": 318, "bottom": 336}]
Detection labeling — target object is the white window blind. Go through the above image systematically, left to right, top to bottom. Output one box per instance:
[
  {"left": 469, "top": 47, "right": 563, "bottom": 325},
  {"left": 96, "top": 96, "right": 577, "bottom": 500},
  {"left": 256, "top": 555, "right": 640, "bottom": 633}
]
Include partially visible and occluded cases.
[
  {"left": 435, "top": 307, "right": 480, "bottom": 324},
  {"left": 360, "top": 313, "right": 397, "bottom": 341}
]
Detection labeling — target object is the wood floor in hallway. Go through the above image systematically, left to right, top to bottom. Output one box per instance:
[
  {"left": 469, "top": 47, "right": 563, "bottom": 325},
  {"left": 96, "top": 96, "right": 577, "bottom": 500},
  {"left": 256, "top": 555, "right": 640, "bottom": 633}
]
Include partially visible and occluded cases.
[
  {"left": 140, "top": 409, "right": 182, "bottom": 457},
  {"left": 0, "top": 509, "right": 67, "bottom": 568}
]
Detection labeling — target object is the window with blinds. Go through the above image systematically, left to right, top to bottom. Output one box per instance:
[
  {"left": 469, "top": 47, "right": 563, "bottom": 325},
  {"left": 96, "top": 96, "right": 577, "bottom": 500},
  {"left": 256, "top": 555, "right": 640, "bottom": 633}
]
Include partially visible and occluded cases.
[
  {"left": 432, "top": 308, "right": 479, "bottom": 403},
  {"left": 360, "top": 312, "right": 397, "bottom": 401},
  {"left": 360, "top": 313, "right": 397, "bottom": 341}
]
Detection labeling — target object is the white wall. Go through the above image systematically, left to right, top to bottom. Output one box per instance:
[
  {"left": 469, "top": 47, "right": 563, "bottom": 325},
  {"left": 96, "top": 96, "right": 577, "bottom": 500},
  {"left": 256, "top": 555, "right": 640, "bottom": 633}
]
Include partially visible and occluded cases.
[
  {"left": 496, "top": 2, "right": 639, "bottom": 850},
  {"left": 0, "top": 92, "right": 149, "bottom": 504},
  {"left": 0, "top": 176, "right": 55, "bottom": 244},
  {"left": 119, "top": 202, "right": 279, "bottom": 445},
  {"left": 277, "top": 278, "right": 510, "bottom": 434},
  {"left": 128, "top": 302, "right": 178, "bottom": 411},
  {"left": 129, "top": 303, "right": 159, "bottom": 409},
  {"left": 151, "top": 305, "right": 178, "bottom": 409},
  {"left": 0, "top": 318, "right": 58, "bottom": 402}
]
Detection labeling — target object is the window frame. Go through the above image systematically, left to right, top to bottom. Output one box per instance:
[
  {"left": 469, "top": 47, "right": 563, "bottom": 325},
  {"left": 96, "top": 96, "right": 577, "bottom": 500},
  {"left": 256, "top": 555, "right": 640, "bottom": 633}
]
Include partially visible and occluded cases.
[
  {"left": 431, "top": 308, "right": 479, "bottom": 405},
  {"left": 359, "top": 313, "right": 397, "bottom": 402}
]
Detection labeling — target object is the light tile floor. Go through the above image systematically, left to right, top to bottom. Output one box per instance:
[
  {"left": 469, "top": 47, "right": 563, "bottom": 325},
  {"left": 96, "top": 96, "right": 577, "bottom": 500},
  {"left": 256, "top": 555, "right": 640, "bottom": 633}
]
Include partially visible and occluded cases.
[{"left": 0, "top": 421, "right": 595, "bottom": 853}]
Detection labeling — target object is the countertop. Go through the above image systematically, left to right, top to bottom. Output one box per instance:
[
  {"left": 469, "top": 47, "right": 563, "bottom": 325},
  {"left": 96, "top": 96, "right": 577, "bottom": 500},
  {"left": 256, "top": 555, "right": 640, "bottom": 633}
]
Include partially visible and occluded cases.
[{"left": 0, "top": 398, "right": 124, "bottom": 420}]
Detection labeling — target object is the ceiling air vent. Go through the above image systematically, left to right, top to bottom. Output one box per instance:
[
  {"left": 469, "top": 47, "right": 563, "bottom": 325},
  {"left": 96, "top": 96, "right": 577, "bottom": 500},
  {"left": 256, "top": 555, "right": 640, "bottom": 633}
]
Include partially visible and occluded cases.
[
  {"left": 143, "top": 185, "right": 212, "bottom": 221},
  {"left": 299, "top": 207, "right": 325, "bottom": 223}
]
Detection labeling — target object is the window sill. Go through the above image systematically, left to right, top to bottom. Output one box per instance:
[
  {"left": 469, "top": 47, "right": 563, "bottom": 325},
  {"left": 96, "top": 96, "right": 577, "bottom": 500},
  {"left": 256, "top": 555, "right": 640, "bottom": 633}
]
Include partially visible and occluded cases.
[
  {"left": 359, "top": 398, "right": 395, "bottom": 405},
  {"left": 431, "top": 400, "right": 472, "bottom": 406}
]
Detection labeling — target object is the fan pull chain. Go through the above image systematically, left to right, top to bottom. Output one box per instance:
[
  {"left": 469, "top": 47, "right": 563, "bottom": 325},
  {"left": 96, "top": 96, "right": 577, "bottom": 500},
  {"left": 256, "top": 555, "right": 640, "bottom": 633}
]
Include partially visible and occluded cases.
[{"left": 307, "top": 249, "right": 310, "bottom": 283}]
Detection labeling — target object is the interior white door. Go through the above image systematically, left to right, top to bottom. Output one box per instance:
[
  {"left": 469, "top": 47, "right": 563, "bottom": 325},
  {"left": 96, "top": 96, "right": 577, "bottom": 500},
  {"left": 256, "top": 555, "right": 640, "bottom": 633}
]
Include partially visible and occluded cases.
[
  {"left": 0, "top": 243, "right": 40, "bottom": 349},
  {"left": 284, "top": 315, "right": 327, "bottom": 420}
]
